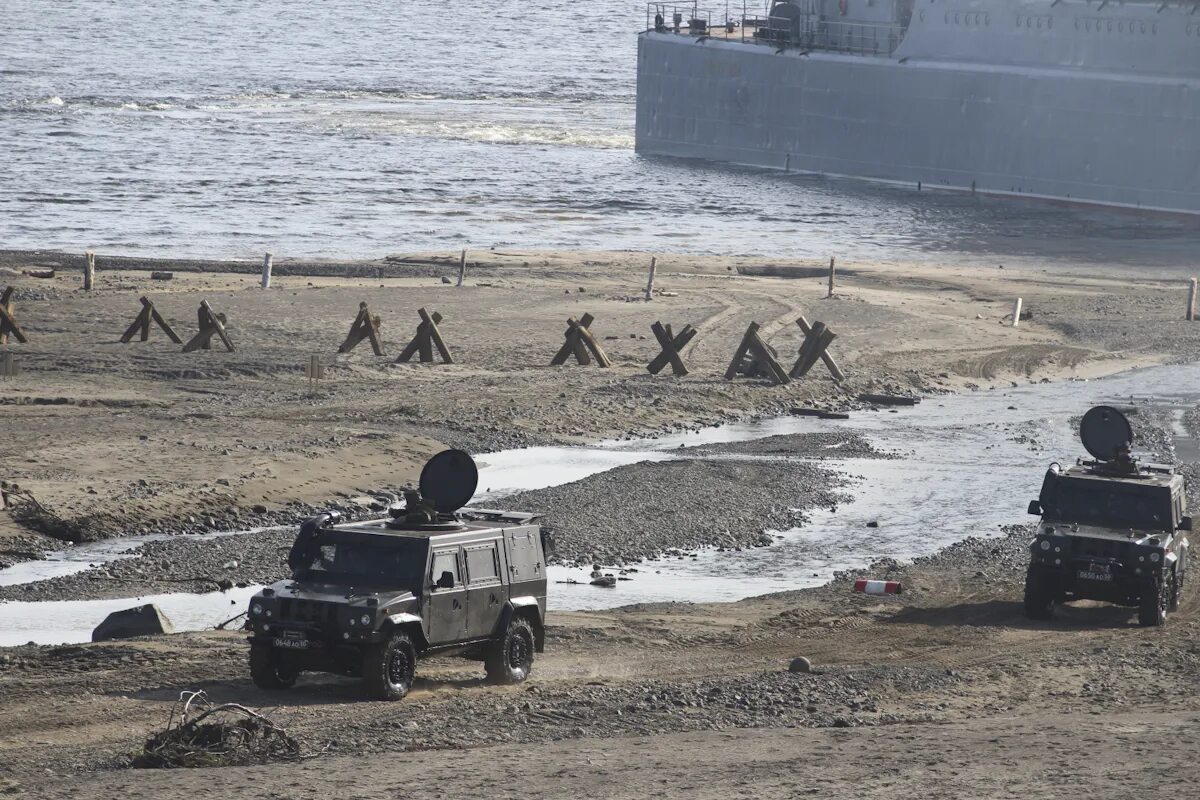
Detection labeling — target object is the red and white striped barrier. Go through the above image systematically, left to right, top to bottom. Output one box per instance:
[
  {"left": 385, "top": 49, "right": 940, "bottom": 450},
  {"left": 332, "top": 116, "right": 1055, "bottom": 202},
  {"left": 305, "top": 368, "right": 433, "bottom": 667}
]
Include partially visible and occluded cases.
[{"left": 854, "top": 579, "right": 903, "bottom": 596}]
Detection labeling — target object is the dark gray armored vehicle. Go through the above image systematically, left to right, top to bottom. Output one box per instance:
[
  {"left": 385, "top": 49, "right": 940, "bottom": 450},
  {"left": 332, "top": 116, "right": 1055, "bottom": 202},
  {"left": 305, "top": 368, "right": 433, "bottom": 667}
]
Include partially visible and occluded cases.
[
  {"left": 1025, "top": 406, "right": 1191, "bottom": 627},
  {"left": 246, "top": 450, "right": 550, "bottom": 700}
]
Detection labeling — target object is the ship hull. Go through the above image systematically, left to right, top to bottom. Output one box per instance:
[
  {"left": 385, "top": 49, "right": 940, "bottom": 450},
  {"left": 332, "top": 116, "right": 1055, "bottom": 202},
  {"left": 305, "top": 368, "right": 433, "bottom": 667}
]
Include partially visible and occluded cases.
[{"left": 635, "top": 32, "right": 1200, "bottom": 215}]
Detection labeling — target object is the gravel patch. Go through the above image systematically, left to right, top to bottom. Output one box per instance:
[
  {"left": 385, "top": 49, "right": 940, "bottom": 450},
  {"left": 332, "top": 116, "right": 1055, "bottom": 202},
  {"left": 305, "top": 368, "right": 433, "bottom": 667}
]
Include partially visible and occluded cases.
[{"left": 503, "top": 457, "right": 849, "bottom": 566}]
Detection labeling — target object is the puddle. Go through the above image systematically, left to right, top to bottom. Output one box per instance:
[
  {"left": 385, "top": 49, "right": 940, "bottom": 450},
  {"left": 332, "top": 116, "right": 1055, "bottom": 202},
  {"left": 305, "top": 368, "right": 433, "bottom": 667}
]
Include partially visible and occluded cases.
[
  {"left": 4, "top": 362, "right": 1200, "bottom": 642},
  {"left": 0, "top": 588, "right": 259, "bottom": 647}
]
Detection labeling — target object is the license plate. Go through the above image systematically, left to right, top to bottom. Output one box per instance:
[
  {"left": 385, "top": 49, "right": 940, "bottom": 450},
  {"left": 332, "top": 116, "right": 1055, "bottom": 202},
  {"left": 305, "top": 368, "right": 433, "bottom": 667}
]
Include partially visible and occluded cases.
[
  {"left": 1077, "top": 565, "right": 1112, "bottom": 582},
  {"left": 273, "top": 635, "right": 309, "bottom": 650}
]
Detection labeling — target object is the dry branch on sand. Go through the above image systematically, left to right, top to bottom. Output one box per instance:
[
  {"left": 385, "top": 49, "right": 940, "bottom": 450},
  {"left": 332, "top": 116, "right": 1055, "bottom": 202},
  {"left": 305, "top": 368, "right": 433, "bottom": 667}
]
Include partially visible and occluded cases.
[{"left": 134, "top": 691, "right": 304, "bottom": 768}]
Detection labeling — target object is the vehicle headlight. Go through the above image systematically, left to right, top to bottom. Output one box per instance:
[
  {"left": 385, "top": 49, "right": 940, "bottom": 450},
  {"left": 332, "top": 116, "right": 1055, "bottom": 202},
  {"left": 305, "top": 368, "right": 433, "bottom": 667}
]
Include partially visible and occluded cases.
[
  {"left": 1039, "top": 540, "right": 1051, "bottom": 551},
  {"left": 1149, "top": 552, "right": 1161, "bottom": 563},
  {"left": 251, "top": 603, "right": 264, "bottom": 616},
  {"left": 360, "top": 614, "right": 372, "bottom": 626},
  {"left": 348, "top": 616, "right": 356, "bottom": 626}
]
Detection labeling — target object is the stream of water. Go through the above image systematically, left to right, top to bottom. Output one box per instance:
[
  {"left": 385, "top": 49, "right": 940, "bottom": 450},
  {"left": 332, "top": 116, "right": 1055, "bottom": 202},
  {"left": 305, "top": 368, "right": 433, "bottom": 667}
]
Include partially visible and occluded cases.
[{"left": 3, "top": 362, "right": 1199, "bottom": 645}]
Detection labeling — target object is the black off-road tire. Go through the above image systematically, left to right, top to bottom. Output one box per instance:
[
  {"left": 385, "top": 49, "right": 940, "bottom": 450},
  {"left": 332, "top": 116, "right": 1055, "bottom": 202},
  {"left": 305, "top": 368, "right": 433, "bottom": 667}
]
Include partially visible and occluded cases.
[
  {"left": 1023, "top": 568, "right": 1056, "bottom": 621},
  {"left": 1139, "top": 572, "right": 1173, "bottom": 627},
  {"left": 485, "top": 615, "right": 535, "bottom": 685},
  {"left": 363, "top": 630, "right": 417, "bottom": 701},
  {"left": 249, "top": 643, "right": 297, "bottom": 690}
]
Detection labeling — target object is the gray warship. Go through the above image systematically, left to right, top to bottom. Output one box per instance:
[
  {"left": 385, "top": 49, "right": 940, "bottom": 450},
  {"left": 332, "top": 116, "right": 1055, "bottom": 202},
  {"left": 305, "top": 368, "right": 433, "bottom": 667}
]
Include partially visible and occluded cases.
[{"left": 636, "top": 0, "right": 1200, "bottom": 213}]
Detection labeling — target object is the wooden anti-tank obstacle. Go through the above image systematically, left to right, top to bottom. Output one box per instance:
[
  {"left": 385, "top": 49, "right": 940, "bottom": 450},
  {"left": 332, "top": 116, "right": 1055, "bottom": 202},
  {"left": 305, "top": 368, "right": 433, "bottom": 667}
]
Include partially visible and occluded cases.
[
  {"left": 0, "top": 287, "right": 28, "bottom": 345},
  {"left": 120, "top": 297, "right": 182, "bottom": 344},
  {"left": 182, "top": 300, "right": 234, "bottom": 353},
  {"left": 338, "top": 302, "right": 384, "bottom": 356},
  {"left": 396, "top": 307, "right": 453, "bottom": 364},
  {"left": 550, "top": 313, "right": 611, "bottom": 367},
  {"left": 790, "top": 317, "right": 844, "bottom": 381},
  {"left": 647, "top": 321, "right": 696, "bottom": 377},
  {"left": 725, "top": 322, "right": 789, "bottom": 385}
]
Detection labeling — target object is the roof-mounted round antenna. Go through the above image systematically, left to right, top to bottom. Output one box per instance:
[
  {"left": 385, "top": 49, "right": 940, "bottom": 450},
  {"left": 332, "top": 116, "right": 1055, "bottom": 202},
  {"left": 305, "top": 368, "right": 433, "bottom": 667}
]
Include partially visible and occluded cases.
[
  {"left": 1079, "top": 405, "right": 1134, "bottom": 462},
  {"left": 419, "top": 449, "right": 479, "bottom": 514}
]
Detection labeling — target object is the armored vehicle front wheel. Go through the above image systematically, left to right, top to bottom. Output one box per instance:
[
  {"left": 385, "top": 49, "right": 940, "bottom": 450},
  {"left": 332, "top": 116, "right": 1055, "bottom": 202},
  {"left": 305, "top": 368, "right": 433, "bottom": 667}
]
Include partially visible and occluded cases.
[
  {"left": 1023, "top": 568, "right": 1056, "bottom": 621},
  {"left": 1138, "top": 571, "right": 1173, "bottom": 628},
  {"left": 485, "top": 615, "right": 535, "bottom": 685},
  {"left": 363, "top": 630, "right": 417, "bottom": 701},
  {"left": 249, "top": 643, "right": 298, "bottom": 690}
]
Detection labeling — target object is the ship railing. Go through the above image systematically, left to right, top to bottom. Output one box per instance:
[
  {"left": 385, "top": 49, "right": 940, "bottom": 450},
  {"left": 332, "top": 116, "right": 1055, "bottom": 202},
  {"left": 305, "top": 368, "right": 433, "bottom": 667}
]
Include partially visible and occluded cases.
[
  {"left": 645, "top": 4, "right": 718, "bottom": 36},
  {"left": 754, "top": 15, "right": 903, "bottom": 56}
]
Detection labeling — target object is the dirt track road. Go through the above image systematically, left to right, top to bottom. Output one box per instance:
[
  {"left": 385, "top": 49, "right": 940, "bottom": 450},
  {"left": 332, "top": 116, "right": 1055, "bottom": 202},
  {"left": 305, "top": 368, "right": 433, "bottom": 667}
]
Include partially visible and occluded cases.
[{"left": 4, "top": 529, "right": 1199, "bottom": 799}]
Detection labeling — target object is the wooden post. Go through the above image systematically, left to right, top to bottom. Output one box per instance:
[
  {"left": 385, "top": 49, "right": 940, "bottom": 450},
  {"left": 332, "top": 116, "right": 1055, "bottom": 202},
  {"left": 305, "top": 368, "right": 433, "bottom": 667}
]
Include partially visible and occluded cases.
[
  {"left": 456, "top": 249, "right": 467, "bottom": 287},
  {"left": 83, "top": 251, "right": 96, "bottom": 291},
  {"left": 261, "top": 252, "right": 273, "bottom": 289},
  {"left": 645, "top": 257, "right": 657, "bottom": 301},
  {"left": 827, "top": 257, "right": 835, "bottom": 299},
  {"left": 1188, "top": 279, "right": 1197, "bottom": 322},
  {"left": 1011, "top": 298, "right": 1023, "bottom": 328}
]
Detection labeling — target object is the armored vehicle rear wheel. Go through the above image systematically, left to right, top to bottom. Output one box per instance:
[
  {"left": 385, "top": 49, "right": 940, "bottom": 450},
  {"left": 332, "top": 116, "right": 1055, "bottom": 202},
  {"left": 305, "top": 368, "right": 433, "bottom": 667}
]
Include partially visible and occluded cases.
[
  {"left": 1023, "top": 568, "right": 1056, "bottom": 621},
  {"left": 1138, "top": 572, "right": 1173, "bottom": 627},
  {"left": 485, "top": 615, "right": 535, "bottom": 685},
  {"left": 363, "top": 630, "right": 417, "bottom": 701},
  {"left": 249, "top": 643, "right": 297, "bottom": 690}
]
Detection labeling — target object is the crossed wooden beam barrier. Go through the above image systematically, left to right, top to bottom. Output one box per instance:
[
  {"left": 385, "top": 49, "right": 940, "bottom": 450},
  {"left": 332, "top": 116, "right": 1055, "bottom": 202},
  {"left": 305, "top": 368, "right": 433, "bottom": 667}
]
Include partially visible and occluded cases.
[
  {"left": 0, "top": 287, "right": 28, "bottom": 345},
  {"left": 120, "top": 297, "right": 182, "bottom": 345},
  {"left": 182, "top": 300, "right": 234, "bottom": 353},
  {"left": 339, "top": 302, "right": 384, "bottom": 356},
  {"left": 396, "top": 307, "right": 453, "bottom": 364},
  {"left": 551, "top": 313, "right": 611, "bottom": 367},
  {"left": 790, "top": 316, "right": 843, "bottom": 380},
  {"left": 647, "top": 321, "right": 696, "bottom": 376},
  {"left": 725, "top": 322, "right": 790, "bottom": 385}
]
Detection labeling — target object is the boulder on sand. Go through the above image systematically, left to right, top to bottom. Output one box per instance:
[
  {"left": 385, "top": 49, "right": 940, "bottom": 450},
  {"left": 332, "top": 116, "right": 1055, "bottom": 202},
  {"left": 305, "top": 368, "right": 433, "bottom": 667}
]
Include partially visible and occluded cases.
[{"left": 91, "top": 604, "right": 175, "bottom": 642}]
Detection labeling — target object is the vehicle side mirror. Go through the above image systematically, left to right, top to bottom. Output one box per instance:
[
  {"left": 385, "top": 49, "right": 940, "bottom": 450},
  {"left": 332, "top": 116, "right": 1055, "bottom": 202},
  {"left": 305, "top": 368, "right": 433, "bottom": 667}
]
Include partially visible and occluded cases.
[
  {"left": 1027, "top": 500, "right": 1042, "bottom": 516},
  {"left": 1179, "top": 516, "right": 1193, "bottom": 532},
  {"left": 436, "top": 570, "right": 455, "bottom": 589}
]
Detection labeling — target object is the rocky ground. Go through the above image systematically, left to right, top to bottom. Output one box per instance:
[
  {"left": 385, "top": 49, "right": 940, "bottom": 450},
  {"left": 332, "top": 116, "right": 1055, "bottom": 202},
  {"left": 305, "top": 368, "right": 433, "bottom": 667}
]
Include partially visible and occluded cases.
[{"left": 1, "top": 518, "right": 1198, "bottom": 799}]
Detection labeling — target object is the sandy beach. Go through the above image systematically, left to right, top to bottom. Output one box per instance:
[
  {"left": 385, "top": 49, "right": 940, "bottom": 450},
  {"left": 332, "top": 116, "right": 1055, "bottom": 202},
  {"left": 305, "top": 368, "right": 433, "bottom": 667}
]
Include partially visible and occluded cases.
[{"left": 2, "top": 248, "right": 1200, "bottom": 798}]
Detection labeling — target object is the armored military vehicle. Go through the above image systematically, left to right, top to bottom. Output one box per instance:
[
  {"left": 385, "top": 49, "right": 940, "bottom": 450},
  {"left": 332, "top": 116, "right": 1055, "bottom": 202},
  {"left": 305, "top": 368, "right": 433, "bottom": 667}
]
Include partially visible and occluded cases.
[
  {"left": 1025, "top": 406, "right": 1191, "bottom": 627},
  {"left": 246, "top": 450, "right": 550, "bottom": 700}
]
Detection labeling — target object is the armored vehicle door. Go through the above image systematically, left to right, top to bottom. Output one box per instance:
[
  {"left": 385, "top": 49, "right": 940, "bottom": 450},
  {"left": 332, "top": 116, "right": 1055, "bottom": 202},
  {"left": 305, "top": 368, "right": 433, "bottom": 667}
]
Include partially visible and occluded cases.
[
  {"left": 504, "top": 527, "right": 544, "bottom": 594},
  {"left": 463, "top": 540, "right": 505, "bottom": 638},
  {"left": 427, "top": 546, "right": 468, "bottom": 644}
]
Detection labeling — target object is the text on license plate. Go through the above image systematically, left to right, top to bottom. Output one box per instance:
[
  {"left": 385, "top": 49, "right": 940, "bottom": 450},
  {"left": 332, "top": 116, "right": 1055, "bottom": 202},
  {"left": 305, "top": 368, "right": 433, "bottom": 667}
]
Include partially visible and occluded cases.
[
  {"left": 1077, "top": 568, "right": 1113, "bottom": 582},
  {"left": 273, "top": 636, "right": 309, "bottom": 650}
]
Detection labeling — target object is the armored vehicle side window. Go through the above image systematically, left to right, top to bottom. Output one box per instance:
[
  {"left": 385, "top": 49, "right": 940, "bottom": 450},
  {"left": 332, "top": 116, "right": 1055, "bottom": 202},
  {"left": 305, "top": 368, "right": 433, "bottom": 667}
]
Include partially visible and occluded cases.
[
  {"left": 466, "top": 543, "right": 500, "bottom": 584},
  {"left": 431, "top": 549, "right": 460, "bottom": 585}
]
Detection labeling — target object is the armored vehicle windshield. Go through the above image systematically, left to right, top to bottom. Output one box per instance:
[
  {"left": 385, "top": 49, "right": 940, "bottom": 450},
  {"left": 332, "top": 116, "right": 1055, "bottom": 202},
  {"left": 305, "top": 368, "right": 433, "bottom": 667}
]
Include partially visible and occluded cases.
[
  {"left": 1038, "top": 471, "right": 1175, "bottom": 532},
  {"left": 295, "top": 530, "right": 430, "bottom": 591}
]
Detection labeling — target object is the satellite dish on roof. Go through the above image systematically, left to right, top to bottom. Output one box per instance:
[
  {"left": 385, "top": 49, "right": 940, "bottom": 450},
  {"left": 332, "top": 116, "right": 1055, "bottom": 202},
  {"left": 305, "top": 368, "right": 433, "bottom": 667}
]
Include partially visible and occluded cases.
[
  {"left": 1079, "top": 405, "right": 1134, "bottom": 462},
  {"left": 419, "top": 449, "right": 479, "bottom": 513}
]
